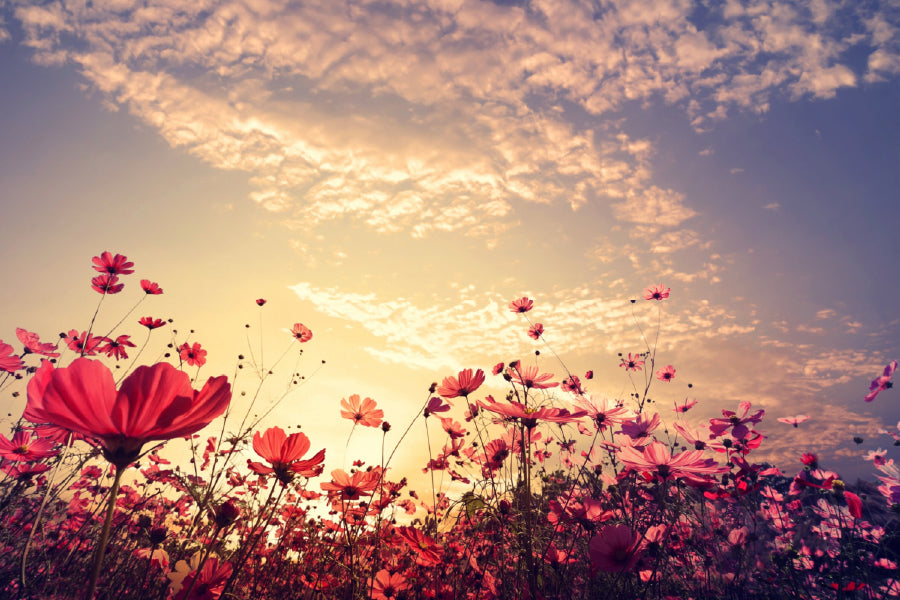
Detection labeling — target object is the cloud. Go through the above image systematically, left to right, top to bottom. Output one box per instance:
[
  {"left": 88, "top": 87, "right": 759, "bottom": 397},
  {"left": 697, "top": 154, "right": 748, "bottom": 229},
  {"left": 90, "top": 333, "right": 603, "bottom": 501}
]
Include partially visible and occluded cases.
[
  {"left": 8, "top": 0, "right": 895, "bottom": 241},
  {"left": 763, "top": 202, "right": 781, "bottom": 211}
]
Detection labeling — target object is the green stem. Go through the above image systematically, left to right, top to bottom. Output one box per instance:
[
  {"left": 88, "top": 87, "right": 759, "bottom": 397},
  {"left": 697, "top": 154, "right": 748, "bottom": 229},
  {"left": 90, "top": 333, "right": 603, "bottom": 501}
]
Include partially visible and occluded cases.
[{"left": 85, "top": 465, "right": 125, "bottom": 600}]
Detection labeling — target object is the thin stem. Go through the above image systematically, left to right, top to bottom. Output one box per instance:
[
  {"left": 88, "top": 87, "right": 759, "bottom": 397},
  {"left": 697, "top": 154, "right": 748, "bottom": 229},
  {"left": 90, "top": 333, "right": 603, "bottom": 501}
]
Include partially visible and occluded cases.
[{"left": 85, "top": 464, "right": 125, "bottom": 600}]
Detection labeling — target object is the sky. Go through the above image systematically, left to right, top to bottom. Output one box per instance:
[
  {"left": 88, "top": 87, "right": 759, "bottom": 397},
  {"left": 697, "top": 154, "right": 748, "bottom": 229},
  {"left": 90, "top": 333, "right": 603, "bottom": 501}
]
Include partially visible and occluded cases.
[{"left": 0, "top": 0, "right": 897, "bottom": 484}]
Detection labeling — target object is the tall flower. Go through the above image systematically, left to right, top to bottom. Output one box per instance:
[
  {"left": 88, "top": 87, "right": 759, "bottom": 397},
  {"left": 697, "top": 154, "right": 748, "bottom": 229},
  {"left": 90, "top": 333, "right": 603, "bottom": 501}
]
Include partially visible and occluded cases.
[
  {"left": 92, "top": 251, "right": 134, "bottom": 276},
  {"left": 91, "top": 273, "right": 125, "bottom": 294},
  {"left": 140, "top": 279, "right": 163, "bottom": 295},
  {"left": 642, "top": 284, "right": 670, "bottom": 301},
  {"left": 509, "top": 297, "right": 534, "bottom": 313},
  {"left": 291, "top": 323, "right": 313, "bottom": 342},
  {"left": 527, "top": 323, "right": 544, "bottom": 340},
  {"left": 16, "top": 328, "right": 60, "bottom": 358},
  {"left": 0, "top": 341, "right": 24, "bottom": 373},
  {"left": 179, "top": 342, "right": 207, "bottom": 367},
  {"left": 619, "top": 352, "right": 644, "bottom": 371},
  {"left": 25, "top": 358, "right": 231, "bottom": 467},
  {"left": 865, "top": 360, "right": 897, "bottom": 402},
  {"left": 508, "top": 364, "right": 558, "bottom": 390},
  {"left": 655, "top": 365, "right": 676, "bottom": 382},
  {"left": 437, "top": 368, "right": 485, "bottom": 398},
  {"left": 340, "top": 394, "right": 384, "bottom": 428},
  {"left": 478, "top": 397, "right": 586, "bottom": 429},
  {"left": 247, "top": 426, "right": 326, "bottom": 484},
  {"left": 0, "top": 430, "right": 58, "bottom": 462},
  {"left": 617, "top": 441, "right": 728, "bottom": 484},
  {"left": 320, "top": 468, "right": 381, "bottom": 500},
  {"left": 589, "top": 525, "right": 644, "bottom": 573},
  {"left": 369, "top": 569, "right": 409, "bottom": 600}
]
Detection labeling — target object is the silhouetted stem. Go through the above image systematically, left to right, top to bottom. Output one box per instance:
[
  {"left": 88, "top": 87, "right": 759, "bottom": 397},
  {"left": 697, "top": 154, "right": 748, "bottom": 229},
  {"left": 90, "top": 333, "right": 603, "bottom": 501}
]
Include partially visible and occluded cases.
[{"left": 85, "top": 465, "right": 124, "bottom": 600}]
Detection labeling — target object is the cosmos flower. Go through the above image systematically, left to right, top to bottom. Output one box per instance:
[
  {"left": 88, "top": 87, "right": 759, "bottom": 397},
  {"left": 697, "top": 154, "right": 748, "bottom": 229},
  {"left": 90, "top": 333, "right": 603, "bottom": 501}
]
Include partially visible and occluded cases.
[
  {"left": 92, "top": 251, "right": 134, "bottom": 276},
  {"left": 91, "top": 273, "right": 124, "bottom": 294},
  {"left": 140, "top": 279, "right": 163, "bottom": 294},
  {"left": 642, "top": 284, "right": 670, "bottom": 301},
  {"left": 509, "top": 297, "right": 534, "bottom": 313},
  {"left": 256, "top": 298, "right": 266, "bottom": 306},
  {"left": 139, "top": 317, "right": 166, "bottom": 330},
  {"left": 291, "top": 322, "right": 313, "bottom": 342},
  {"left": 527, "top": 323, "right": 544, "bottom": 340},
  {"left": 16, "top": 328, "right": 60, "bottom": 358},
  {"left": 64, "top": 330, "right": 108, "bottom": 356},
  {"left": 100, "top": 335, "right": 136, "bottom": 361},
  {"left": 0, "top": 341, "right": 24, "bottom": 373},
  {"left": 179, "top": 342, "right": 207, "bottom": 367},
  {"left": 619, "top": 352, "right": 644, "bottom": 371},
  {"left": 25, "top": 358, "right": 230, "bottom": 467},
  {"left": 865, "top": 360, "right": 897, "bottom": 402},
  {"left": 508, "top": 364, "right": 558, "bottom": 390},
  {"left": 656, "top": 365, "right": 676, "bottom": 382},
  {"left": 437, "top": 368, "right": 485, "bottom": 398},
  {"left": 340, "top": 394, "right": 384, "bottom": 428},
  {"left": 573, "top": 395, "right": 631, "bottom": 432},
  {"left": 423, "top": 396, "right": 451, "bottom": 417},
  {"left": 478, "top": 397, "right": 586, "bottom": 429},
  {"left": 674, "top": 398, "right": 698, "bottom": 413},
  {"left": 709, "top": 401, "right": 765, "bottom": 440},
  {"left": 777, "top": 415, "right": 810, "bottom": 428},
  {"left": 247, "top": 426, "right": 326, "bottom": 484},
  {"left": 0, "top": 429, "right": 58, "bottom": 462},
  {"left": 617, "top": 440, "right": 728, "bottom": 484},
  {"left": 320, "top": 468, "right": 381, "bottom": 500},
  {"left": 589, "top": 525, "right": 644, "bottom": 573},
  {"left": 395, "top": 526, "right": 443, "bottom": 567},
  {"left": 170, "top": 556, "right": 232, "bottom": 600},
  {"left": 369, "top": 570, "right": 409, "bottom": 600}
]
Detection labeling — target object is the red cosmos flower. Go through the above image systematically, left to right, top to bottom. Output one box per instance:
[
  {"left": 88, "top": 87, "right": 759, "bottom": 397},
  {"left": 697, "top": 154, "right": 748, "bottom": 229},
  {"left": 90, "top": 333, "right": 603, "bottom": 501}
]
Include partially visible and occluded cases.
[
  {"left": 92, "top": 251, "right": 134, "bottom": 275},
  {"left": 91, "top": 273, "right": 124, "bottom": 294},
  {"left": 140, "top": 279, "right": 163, "bottom": 295},
  {"left": 642, "top": 284, "right": 670, "bottom": 301},
  {"left": 509, "top": 297, "right": 533, "bottom": 313},
  {"left": 256, "top": 298, "right": 266, "bottom": 306},
  {"left": 139, "top": 317, "right": 166, "bottom": 330},
  {"left": 291, "top": 322, "right": 313, "bottom": 342},
  {"left": 527, "top": 323, "right": 544, "bottom": 340},
  {"left": 16, "top": 328, "right": 60, "bottom": 358},
  {"left": 64, "top": 329, "right": 108, "bottom": 356},
  {"left": 100, "top": 335, "right": 136, "bottom": 360},
  {"left": 0, "top": 341, "right": 24, "bottom": 373},
  {"left": 179, "top": 342, "right": 207, "bottom": 367},
  {"left": 619, "top": 352, "right": 644, "bottom": 371},
  {"left": 25, "top": 358, "right": 231, "bottom": 467},
  {"left": 865, "top": 360, "right": 896, "bottom": 402},
  {"left": 492, "top": 362, "right": 505, "bottom": 375},
  {"left": 508, "top": 364, "right": 558, "bottom": 390},
  {"left": 655, "top": 365, "right": 676, "bottom": 382},
  {"left": 437, "top": 368, "right": 485, "bottom": 398},
  {"left": 585, "top": 370, "right": 593, "bottom": 379},
  {"left": 561, "top": 375, "right": 583, "bottom": 394},
  {"left": 340, "top": 394, "right": 384, "bottom": 428},
  {"left": 674, "top": 398, "right": 698, "bottom": 413},
  {"left": 777, "top": 415, "right": 810, "bottom": 428},
  {"left": 440, "top": 417, "right": 466, "bottom": 439},
  {"left": 247, "top": 426, "right": 326, "bottom": 484},
  {"left": 0, "top": 430, "right": 58, "bottom": 462},
  {"left": 320, "top": 468, "right": 381, "bottom": 500},
  {"left": 589, "top": 525, "right": 644, "bottom": 573},
  {"left": 395, "top": 526, "right": 443, "bottom": 566},
  {"left": 170, "top": 557, "right": 232, "bottom": 600},
  {"left": 369, "top": 569, "right": 409, "bottom": 600}
]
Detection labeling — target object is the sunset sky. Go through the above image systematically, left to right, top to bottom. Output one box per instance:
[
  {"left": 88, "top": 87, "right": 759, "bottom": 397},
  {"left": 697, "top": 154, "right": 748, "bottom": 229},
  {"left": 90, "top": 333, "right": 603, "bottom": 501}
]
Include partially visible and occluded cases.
[{"left": 0, "top": 0, "right": 897, "bottom": 483}]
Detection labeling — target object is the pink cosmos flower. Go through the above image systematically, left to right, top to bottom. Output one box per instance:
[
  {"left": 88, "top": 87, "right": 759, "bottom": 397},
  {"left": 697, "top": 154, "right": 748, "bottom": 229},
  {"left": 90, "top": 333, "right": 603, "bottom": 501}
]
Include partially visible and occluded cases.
[
  {"left": 92, "top": 251, "right": 134, "bottom": 276},
  {"left": 91, "top": 273, "right": 124, "bottom": 294},
  {"left": 140, "top": 279, "right": 163, "bottom": 295},
  {"left": 642, "top": 284, "right": 670, "bottom": 301},
  {"left": 509, "top": 297, "right": 533, "bottom": 313},
  {"left": 140, "top": 317, "right": 166, "bottom": 330},
  {"left": 291, "top": 322, "right": 313, "bottom": 342},
  {"left": 527, "top": 323, "right": 544, "bottom": 340},
  {"left": 16, "top": 328, "right": 60, "bottom": 358},
  {"left": 100, "top": 334, "right": 136, "bottom": 361},
  {"left": 0, "top": 341, "right": 24, "bottom": 373},
  {"left": 179, "top": 342, "right": 207, "bottom": 367},
  {"left": 619, "top": 353, "right": 644, "bottom": 371},
  {"left": 25, "top": 358, "right": 231, "bottom": 467},
  {"left": 865, "top": 360, "right": 896, "bottom": 402},
  {"left": 492, "top": 362, "right": 505, "bottom": 375},
  {"left": 508, "top": 364, "right": 558, "bottom": 390},
  {"left": 656, "top": 365, "right": 676, "bottom": 382},
  {"left": 437, "top": 368, "right": 485, "bottom": 398},
  {"left": 340, "top": 394, "right": 384, "bottom": 428},
  {"left": 573, "top": 395, "right": 631, "bottom": 432},
  {"left": 423, "top": 396, "right": 451, "bottom": 417},
  {"left": 478, "top": 397, "right": 586, "bottom": 429},
  {"left": 674, "top": 398, "right": 698, "bottom": 413},
  {"left": 709, "top": 401, "right": 765, "bottom": 440},
  {"left": 620, "top": 412, "right": 661, "bottom": 441},
  {"left": 777, "top": 415, "right": 810, "bottom": 428},
  {"left": 440, "top": 417, "right": 466, "bottom": 439},
  {"left": 246, "top": 426, "right": 326, "bottom": 484},
  {"left": 0, "top": 430, "right": 58, "bottom": 462},
  {"left": 617, "top": 440, "right": 728, "bottom": 484},
  {"left": 320, "top": 468, "right": 381, "bottom": 500},
  {"left": 589, "top": 525, "right": 644, "bottom": 573},
  {"left": 395, "top": 526, "right": 443, "bottom": 566},
  {"left": 170, "top": 557, "right": 232, "bottom": 600},
  {"left": 369, "top": 569, "right": 409, "bottom": 600}
]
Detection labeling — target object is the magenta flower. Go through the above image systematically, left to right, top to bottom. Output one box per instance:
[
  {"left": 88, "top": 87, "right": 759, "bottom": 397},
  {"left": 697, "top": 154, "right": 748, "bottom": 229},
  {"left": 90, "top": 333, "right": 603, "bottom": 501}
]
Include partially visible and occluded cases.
[
  {"left": 92, "top": 251, "right": 134, "bottom": 276},
  {"left": 91, "top": 273, "right": 124, "bottom": 294},
  {"left": 140, "top": 279, "right": 163, "bottom": 295},
  {"left": 642, "top": 284, "right": 670, "bottom": 301},
  {"left": 509, "top": 297, "right": 534, "bottom": 313},
  {"left": 256, "top": 298, "right": 267, "bottom": 306},
  {"left": 139, "top": 317, "right": 166, "bottom": 330},
  {"left": 527, "top": 323, "right": 544, "bottom": 340},
  {"left": 16, "top": 328, "right": 60, "bottom": 358},
  {"left": 64, "top": 329, "right": 108, "bottom": 356},
  {"left": 100, "top": 335, "right": 136, "bottom": 361},
  {"left": 0, "top": 341, "right": 24, "bottom": 373},
  {"left": 179, "top": 342, "right": 207, "bottom": 367},
  {"left": 619, "top": 352, "right": 644, "bottom": 371},
  {"left": 25, "top": 358, "right": 230, "bottom": 467},
  {"left": 865, "top": 360, "right": 896, "bottom": 402},
  {"left": 508, "top": 364, "right": 558, "bottom": 390},
  {"left": 655, "top": 365, "right": 676, "bottom": 382},
  {"left": 437, "top": 368, "right": 485, "bottom": 398},
  {"left": 573, "top": 395, "right": 631, "bottom": 432},
  {"left": 423, "top": 396, "right": 451, "bottom": 417},
  {"left": 674, "top": 398, "right": 698, "bottom": 413},
  {"left": 709, "top": 401, "right": 765, "bottom": 440},
  {"left": 777, "top": 415, "right": 810, "bottom": 428},
  {"left": 247, "top": 426, "right": 326, "bottom": 484},
  {"left": 0, "top": 430, "right": 58, "bottom": 462},
  {"left": 617, "top": 440, "right": 728, "bottom": 484},
  {"left": 589, "top": 525, "right": 644, "bottom": 573}
]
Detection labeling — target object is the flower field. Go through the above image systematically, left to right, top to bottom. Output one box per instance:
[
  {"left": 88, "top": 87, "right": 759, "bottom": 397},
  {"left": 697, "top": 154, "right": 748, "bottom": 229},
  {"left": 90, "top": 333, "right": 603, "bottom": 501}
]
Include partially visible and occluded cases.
[{"left": 0, "top": 252, "right": 897, "bottom": 599}]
